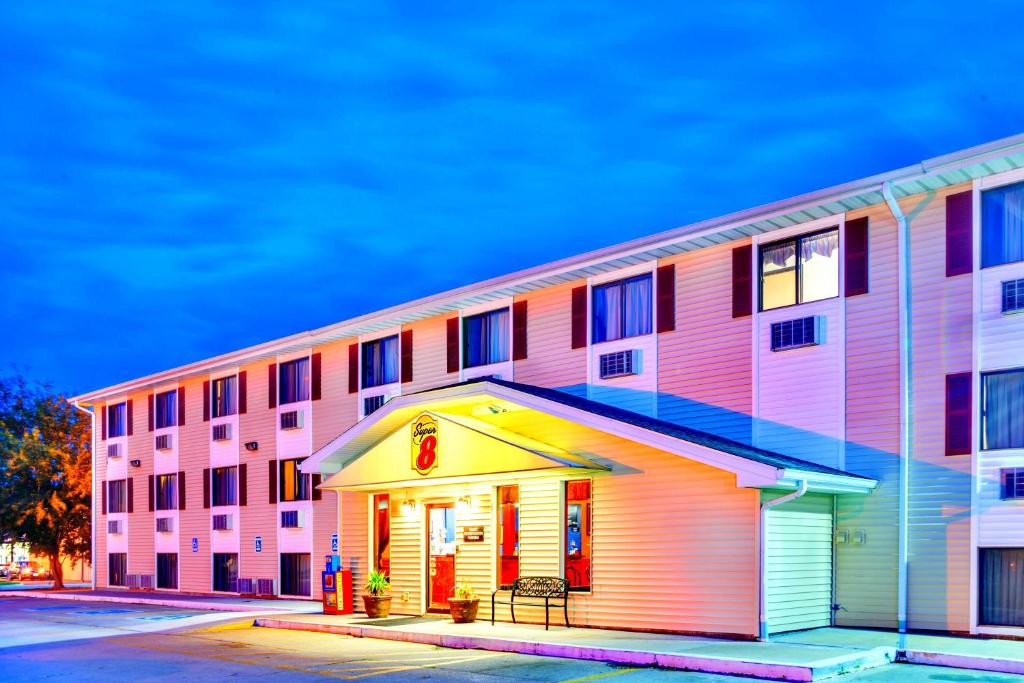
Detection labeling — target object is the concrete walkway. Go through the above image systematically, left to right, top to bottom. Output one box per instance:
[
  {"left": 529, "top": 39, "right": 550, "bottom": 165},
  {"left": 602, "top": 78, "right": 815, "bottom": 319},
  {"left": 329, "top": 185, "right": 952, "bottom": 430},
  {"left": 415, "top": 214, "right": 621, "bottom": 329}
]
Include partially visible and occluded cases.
[
  {"left": 11, "top": 588, "right": 321, "bottom": 614},
  {"left": 253, "top": 613, "right": 895, "bottom": 681}
]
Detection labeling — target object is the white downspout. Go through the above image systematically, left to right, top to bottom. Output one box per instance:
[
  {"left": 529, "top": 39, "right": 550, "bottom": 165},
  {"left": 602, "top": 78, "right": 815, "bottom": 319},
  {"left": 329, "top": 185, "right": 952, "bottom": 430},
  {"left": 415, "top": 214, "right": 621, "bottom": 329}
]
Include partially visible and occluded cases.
[
  {"left": 883, "top": 180, "right": 911, "bottom": 645},
  {"left": 72, "top": 401, "right": 97, "bottom": 590},
  {"left": 759, "top": 479, "right": 808, "bottom": 641}
]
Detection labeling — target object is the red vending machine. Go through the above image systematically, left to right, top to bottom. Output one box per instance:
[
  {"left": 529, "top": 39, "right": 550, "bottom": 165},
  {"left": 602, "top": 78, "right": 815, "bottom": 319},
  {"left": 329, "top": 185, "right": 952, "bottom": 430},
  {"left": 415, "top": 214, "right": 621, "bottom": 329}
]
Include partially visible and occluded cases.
[{"left": 321, "top": 555, "right": 353, "bottom": 615}]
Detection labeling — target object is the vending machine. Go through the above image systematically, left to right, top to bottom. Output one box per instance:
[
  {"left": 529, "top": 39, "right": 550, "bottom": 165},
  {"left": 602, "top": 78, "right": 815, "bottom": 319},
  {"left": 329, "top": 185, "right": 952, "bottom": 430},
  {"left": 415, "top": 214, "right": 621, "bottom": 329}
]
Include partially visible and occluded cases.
[{"left": 321, "top": 554, "right": 353, "bottom": 615}]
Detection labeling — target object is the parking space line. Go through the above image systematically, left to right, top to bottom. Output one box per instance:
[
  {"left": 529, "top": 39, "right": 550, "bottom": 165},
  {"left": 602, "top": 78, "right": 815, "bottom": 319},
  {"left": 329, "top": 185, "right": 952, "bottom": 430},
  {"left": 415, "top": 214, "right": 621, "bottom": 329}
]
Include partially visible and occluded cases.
[{"left": 556, "top": 668, "right": 640, "bottom": 683}]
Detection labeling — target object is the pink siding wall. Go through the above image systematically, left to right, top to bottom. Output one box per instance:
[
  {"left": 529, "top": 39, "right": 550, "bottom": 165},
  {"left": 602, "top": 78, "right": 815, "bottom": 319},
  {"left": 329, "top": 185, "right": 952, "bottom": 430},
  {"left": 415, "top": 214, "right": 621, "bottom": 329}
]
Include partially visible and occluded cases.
[
  {"left": 658, "top": 242, "right": 752, "bottom": 442},
  {"left": 513, "top": 281, "right": 588, "bottom": 391},
  {"left": 401, "top": 316, "right": 450, "bottom": 394},
  {"left": 312, "top": 339, "right": 358, "bottom": 452},
  {"left": 238, "top": 360, "right": 279, "bottom": 587},
  {"left": 177, "top": 378, "right": 211, "bottom": 593},
  {"left": 126, "top": 390, "right": 154, "bottom": 577},
  {"left": 94, "top": 402, "right": 107, "bottom": 587}
]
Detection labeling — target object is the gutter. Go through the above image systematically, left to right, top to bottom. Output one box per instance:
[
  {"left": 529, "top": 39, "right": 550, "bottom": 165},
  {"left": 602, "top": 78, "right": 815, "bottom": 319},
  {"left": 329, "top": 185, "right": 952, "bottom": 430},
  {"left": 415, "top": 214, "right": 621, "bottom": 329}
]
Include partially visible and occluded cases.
[
  {"left": 882, "top": 181, "right": 911, "bottom": 643},
  {"left": 71, "top": 400, "right": 97, "bottom": 590},
  {"left": 758, "top": 479, "right": 808, "bottom": 640}
]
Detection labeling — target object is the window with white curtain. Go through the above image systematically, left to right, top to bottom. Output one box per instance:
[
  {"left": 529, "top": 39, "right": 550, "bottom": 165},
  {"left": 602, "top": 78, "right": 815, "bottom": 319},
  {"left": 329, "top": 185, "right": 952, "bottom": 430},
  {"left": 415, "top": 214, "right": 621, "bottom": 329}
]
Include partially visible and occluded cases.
[
  {"left": 982, "top": 180, "right": 1024, "bottom": 268},
  {"left": 760, "top": 228, "right": 839, "bottom": 310},
  {"left": 591, "top": 274, "right": 652, "bottom": 344},
  {"left": 462, "top": 308, "right": 510, "bottom": 367},
  {"left": 362, "top": 335, "right": 399, "bottom": 388},
  {"left": 279, "top": 357, "right": 310, "bottom": 404},
  {"left": 982, "top": 369, "right": 1024, "bottom": 450},
  {"left": 212, "top": 375, "right": 237, "bottom": 417},
  {"left": 155, "top": 390, "right": 177, "bottom": 429},
  {"left": 980, "top": 548, "right": 1024, "bottom": 626}
]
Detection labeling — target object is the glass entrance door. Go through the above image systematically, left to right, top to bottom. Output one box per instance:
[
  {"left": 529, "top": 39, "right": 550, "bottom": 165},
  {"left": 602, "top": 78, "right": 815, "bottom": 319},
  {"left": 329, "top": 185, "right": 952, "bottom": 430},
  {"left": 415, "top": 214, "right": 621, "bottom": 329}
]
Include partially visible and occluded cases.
[{"left": 427, "top": 504, "right": 455, "bottom": 610}]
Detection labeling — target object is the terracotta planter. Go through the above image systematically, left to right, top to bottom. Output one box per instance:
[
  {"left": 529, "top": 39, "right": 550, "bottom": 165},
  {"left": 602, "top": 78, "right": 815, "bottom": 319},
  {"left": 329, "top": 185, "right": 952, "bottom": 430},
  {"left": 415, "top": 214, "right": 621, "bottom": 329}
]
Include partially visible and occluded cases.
[
  {"left": 363, "top": 594, "right": 393, "bottom": 618},
  {"left": 449, "top": 598, "right": 480, "bottom": 623}
]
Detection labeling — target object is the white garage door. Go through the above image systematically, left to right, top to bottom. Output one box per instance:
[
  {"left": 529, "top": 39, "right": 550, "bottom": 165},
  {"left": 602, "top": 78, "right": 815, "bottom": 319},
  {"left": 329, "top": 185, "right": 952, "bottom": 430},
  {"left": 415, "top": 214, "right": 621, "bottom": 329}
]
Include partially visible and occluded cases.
[{"left": 765, "top": 491, "right": 834, "bottom": 635}]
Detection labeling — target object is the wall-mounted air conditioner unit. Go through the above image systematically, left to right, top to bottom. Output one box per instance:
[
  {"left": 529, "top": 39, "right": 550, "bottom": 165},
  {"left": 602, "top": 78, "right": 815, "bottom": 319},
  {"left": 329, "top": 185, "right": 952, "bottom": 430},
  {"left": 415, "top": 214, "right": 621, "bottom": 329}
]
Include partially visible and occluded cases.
[
  {"left": 599, "top": 349, "right": 641, "bottom": 379},
  {"left": 280, "top": 410, "right": 304, "bottom": 430},
  {"left": 212, "top": 423, "right": 232, "bottom": 441},
  {"left": 155, "top": 434, "right": 172, "bottom": 451}
]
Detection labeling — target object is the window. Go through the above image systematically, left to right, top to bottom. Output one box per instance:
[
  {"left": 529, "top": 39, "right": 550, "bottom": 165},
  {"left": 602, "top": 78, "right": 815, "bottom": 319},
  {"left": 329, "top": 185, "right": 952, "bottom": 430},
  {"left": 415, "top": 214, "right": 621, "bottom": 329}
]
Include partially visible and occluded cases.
[
  {"left": 982, "top": 180, "right": 1024, "bottom": 268},
  {"left": 760, "top": 228, "right": 839, "bottom": 310},
  {"left": 592, "top": 274, "right": 652, "bottom": 343},
  {"left": 463, "top": 308, "right": 510, "bottom": 367},
  {"left": 362, "top": 336, "right": 399, "bottom": 388},
  {"left": 279, "top": 357, "right": 310, "bottom": 405},
  {"left": 982, "top": 369, "right": 1024, "bottom": 450},
  {"left": 212, "top": 375, "right": 237, "bottom": 418},
  {"left": 154, "top": 390, "right": 177, "bottom": 429},
  {"left": 364, "top": 395, "right": 387, "bottom": 417},
  {"left": 108, "top": 402, "right": 127, "bottom": 438},
  {"left": 279, "top": 459, "right": 310, "bottom": 502},
  {"left": 211, "top": 466, "right": 238, "bottom": 506},
  {"left": 1001, "top": 468, "right": 1024, "bottom": 500},
  {"left": 155, "top": 474, "right": 177, "bottom": 511},
  {"left": 107, "top": 480, "right": 127, "bottom": 513},
  {"left": 565, "top": 480, "right": 592, "bottom": 591},
  {"left": 497, "top": 485, "right": 519, "bottom": 588},
  {"left": 373, "top": 494, "right": 390, "bottom": 576},
  {"left": 980, "top": 548, "right": 1024, "bottom": 627},
  {"left": 108, "top": 553, "right": 127, "bottom": 587},
  {"left": 157, "top": 553, "right": 178, "bottom": 589},
  {"left": 212, "top": 553, "right": 238, "bottom": 592},
  {"left": 280, "top": 553, "right": 311, "bottom": 596}
]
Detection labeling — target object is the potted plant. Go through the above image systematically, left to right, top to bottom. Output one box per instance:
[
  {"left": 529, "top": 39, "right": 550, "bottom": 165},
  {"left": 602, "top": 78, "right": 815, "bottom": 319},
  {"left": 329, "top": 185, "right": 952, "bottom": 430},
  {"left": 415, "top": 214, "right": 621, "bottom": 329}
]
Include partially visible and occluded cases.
[
  {"left": 363, "top": 570, "right": 392, "bottom": 618},
  {"left": 448, "top": 579, "right": 480, "bottom": 623}
]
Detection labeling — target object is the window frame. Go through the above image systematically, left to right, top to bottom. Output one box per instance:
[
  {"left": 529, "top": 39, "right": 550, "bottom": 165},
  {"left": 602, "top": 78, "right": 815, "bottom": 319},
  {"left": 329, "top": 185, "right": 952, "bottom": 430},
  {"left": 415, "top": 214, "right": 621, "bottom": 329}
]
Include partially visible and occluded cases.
[
  {"left": 981, "top": 178, "right": 1024, "bottom": 269},
  {"left": 758, "top": 226, "right": 840, "bottom": 312},
  {"left": 590, "top": 273, "right": 654, "bottom": 345},
  {"left": 462, "top": 307, "right": 511, "bottom": 368},
  {"left": 361, "top": 335, "right": 400, "bottom": 389},
  {"left": 278, "top": 357, "right": 311, "bottom": 405},
  {"left": 981, "top": 367, "right": 1024, "bottom": 451},
  {"left": 211, "top": 375, "right": 238, "bottom": 418},
  {"left": 154, "top": 390, "right": 177, "bottom": 429},
  {"left": 108, "top": 402, "right": 127, "bottom": 438},
  {"left": 278, "top": 458, "right": 311, "bottom": 502},
  {"left": 211, "top": 466, "right": 238, "bottom": 507},
  {"left": 155, "top": 473, "right": 178, "bottom": 511},
  {"left": 563, "top": 478, "right": 592, "bottom": 593},
  {"left": 107, "top": 479, "right": 127, "bottom": 514},
  {"left": 108, "top": 552, "right": 127, "bottom": 587},
  {"left": 156, "top": 552, "right": 178, "bottom": 590}
]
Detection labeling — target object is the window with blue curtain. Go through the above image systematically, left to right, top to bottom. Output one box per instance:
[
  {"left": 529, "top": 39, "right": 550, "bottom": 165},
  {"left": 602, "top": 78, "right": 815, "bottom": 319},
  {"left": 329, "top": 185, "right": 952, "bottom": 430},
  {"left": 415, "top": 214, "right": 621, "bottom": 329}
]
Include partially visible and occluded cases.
[
  {"left": 983, "top": 180, "right": 1024, "bottom": 268},
  {"left": 591, "top": 274, "right": 652, "bottom": 344},
  {"left": 463, "top": 308, "right": 510, "bottom": 368},
  {"left": 362, "top": 335, "right": 399, "bottom": 388},
  {"left": 279, "top": 357, "right": 310, "bottom": 404},
  {"left": 982, "top": 369, "right": 1024, "bottom": 450},
  {"left": 212, "top": 375, "right": 237, "bottom": 418},
  {"left": 155, "top": 390, "right": 177, "bottom": 429},
  {"left": 108, "top": 402, "right": 127, "bottom": 437},
  {"left": 211, "top": 466, "right": 237, "bottom": 506}
]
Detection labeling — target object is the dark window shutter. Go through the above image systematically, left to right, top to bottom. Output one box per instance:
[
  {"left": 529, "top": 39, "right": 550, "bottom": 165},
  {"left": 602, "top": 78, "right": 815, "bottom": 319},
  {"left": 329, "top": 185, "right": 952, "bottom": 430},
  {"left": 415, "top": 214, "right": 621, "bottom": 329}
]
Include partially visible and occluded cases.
[
  {"left": 946, "top": 190, "right": 973, "bottom": 277},
  {"left": 845, "top": 217, "right": 870, "bottom": 297},
  {"left": 732, "top": 245, "right": 752, "bottom": 318},
  {"left": 656, "top": 264, "right": 676, "bottom": 333},
  {"left": 571, "top": 285, "right": 588, "bottom": 349},
  {"left": 512, "top": 300, "right": 528, "bottom": 360},
  {"left": 446, "top": 317, "right": 460, "bottom": 372},
  {"left": 400, "top": 329, "right": 414, "bottom": 383},
  {"left": 348, "top": 344, "right": 359, "bottom": 393},
  {"left": 311, "top": 352, "right": 322, "bottom": 401},
  {"left": 268, "top": 363, "right": 277, "bottom": 409},
  {"left": 238, "top": 371, "right": 247, "bottom": 415},
  {"left": 945, "top": 372, "right": 972, "bottom": 456},
  {"left": 202, "top": 380, "right": 210, "bottom": 422},
  {"left": 177, "top": 386, "right": 185, "bottom": 427},
  {"left": 147, "top": 394, "right": 154, "bottom": 432},
  {"left": 126, "top": 399, "right": 134, "bottom": 437},
  {"left": 101, "top": 406, "right": 107, "bottom": 440},
  {"left": 269, "top": 459, "right": 278, "bottom": 505},
  {"left": 239, "top": 464, "right": 247, "bottom": 506},
  {"left": 203, "top": 468, "right": 211, "bottom": 509},
  {"left": 178, "top": 471, "right": 186, "bottom": 511},
  {"left": 312, "top": 473, "right": 323, "bottom": 501},
  {"left": 148, "top": 474, "right": 155, "bottom": 512},
  {"left": 127, "top": 477, "right": 134, "bottom": 514},
  {"left": 101, "top": 480, "right": 107, "bottom": 515}
]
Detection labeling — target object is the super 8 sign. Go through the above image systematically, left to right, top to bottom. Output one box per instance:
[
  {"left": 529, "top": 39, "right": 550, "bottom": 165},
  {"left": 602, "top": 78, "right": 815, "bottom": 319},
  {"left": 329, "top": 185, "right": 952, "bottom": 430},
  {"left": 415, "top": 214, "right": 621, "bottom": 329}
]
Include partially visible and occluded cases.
[{"left": 411, "top": 414, "right": 438, "bottom": 475}]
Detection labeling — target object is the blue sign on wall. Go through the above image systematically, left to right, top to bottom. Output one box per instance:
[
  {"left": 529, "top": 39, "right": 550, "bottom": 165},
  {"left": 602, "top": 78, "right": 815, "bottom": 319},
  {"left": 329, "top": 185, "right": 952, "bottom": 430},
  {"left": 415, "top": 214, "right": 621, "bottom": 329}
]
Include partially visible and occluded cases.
[
  {"left": 331, "top": 533, "right": 339, "bottom": 553},
  {"left": 255, "top": 535, "right": 262, "bottom": 553},
  {"left": 191, "top": 537, "right": 198, "bottom": 553}
]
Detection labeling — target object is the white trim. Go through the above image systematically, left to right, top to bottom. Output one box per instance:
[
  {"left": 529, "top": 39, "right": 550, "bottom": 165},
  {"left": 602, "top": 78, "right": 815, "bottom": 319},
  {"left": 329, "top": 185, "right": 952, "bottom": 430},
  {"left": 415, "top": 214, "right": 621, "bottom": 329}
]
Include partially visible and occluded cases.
[
  {"left": 976, "top": 166, "right": 1024, "bottom": 191},
  {"left": 970, "top": 177, "right": 983, "bottom": 634},
  {"left": 838, "top": 214, "right": 848, "bottom": 472}
]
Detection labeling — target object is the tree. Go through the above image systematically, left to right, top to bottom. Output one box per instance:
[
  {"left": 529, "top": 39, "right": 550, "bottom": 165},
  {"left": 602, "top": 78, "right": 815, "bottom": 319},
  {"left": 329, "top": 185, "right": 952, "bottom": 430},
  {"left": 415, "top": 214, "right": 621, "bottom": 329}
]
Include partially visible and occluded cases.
[{"left": 0, "top": 376, "right": 91, "bottom": 589}]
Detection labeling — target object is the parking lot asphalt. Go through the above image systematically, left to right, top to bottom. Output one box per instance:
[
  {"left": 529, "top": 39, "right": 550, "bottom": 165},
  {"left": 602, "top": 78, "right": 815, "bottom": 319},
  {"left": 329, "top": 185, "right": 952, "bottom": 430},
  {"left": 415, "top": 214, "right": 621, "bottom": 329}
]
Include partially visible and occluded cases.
[{"left": 2, "top": 597, "right": 1022, "bottom": 682}]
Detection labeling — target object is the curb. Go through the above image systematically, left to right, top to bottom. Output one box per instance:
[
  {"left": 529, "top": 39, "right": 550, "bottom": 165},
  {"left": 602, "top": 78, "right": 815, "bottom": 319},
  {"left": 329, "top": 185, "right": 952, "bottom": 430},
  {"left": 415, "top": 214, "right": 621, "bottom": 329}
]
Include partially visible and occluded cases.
[
  {"left": 8, "top": 590, "right": 297, "bottom": 613},
  {"left": 253, "top": 617, "right": 894, "bottom": 682},
  {"left": 904, "top": 650, "right": 1024, "bottom": 676}
]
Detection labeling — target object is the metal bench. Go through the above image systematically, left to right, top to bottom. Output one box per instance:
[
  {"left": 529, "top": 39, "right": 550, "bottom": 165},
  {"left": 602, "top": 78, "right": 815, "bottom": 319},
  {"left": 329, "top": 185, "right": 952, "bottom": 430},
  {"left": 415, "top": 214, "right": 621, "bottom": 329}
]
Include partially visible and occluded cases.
[{"left": 491, "top": 576, "right": 570, "bottom": 630}]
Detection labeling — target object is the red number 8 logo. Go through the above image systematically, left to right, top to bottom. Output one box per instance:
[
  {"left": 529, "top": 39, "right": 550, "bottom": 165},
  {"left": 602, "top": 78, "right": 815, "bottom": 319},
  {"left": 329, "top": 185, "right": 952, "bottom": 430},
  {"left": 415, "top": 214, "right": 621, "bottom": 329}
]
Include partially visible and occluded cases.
[{"left": 416, "top": 435, "right": 437, "bottom": 472}]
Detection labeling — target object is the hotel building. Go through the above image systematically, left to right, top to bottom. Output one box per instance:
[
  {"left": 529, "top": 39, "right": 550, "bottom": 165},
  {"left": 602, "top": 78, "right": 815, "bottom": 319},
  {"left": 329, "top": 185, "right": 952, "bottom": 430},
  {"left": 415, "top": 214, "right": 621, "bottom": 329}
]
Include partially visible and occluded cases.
[{"left": 73, "top": 134, "right": 1024, "bottom": 638}]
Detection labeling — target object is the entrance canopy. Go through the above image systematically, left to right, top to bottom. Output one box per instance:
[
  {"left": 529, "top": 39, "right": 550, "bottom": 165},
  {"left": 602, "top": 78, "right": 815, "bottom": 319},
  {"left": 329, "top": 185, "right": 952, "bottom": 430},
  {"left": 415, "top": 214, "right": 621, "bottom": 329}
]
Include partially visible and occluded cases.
[{"left": 304, "top": 378, "right": 876, "bottom": 495}]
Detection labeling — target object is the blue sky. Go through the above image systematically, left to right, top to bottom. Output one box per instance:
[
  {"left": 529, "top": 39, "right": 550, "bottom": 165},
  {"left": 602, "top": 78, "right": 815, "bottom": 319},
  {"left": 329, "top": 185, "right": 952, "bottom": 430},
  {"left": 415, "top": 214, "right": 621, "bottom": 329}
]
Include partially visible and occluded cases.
[{"left": 1, "top": 2, "right": 1020, "bottom": 394}]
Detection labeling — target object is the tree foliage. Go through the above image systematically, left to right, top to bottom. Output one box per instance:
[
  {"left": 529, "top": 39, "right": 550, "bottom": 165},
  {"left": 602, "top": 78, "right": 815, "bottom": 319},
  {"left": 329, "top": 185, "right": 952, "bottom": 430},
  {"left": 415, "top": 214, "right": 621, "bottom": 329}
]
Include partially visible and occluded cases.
[{"left": 0, "top": 376, "right": 91, "bottom": 589}]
